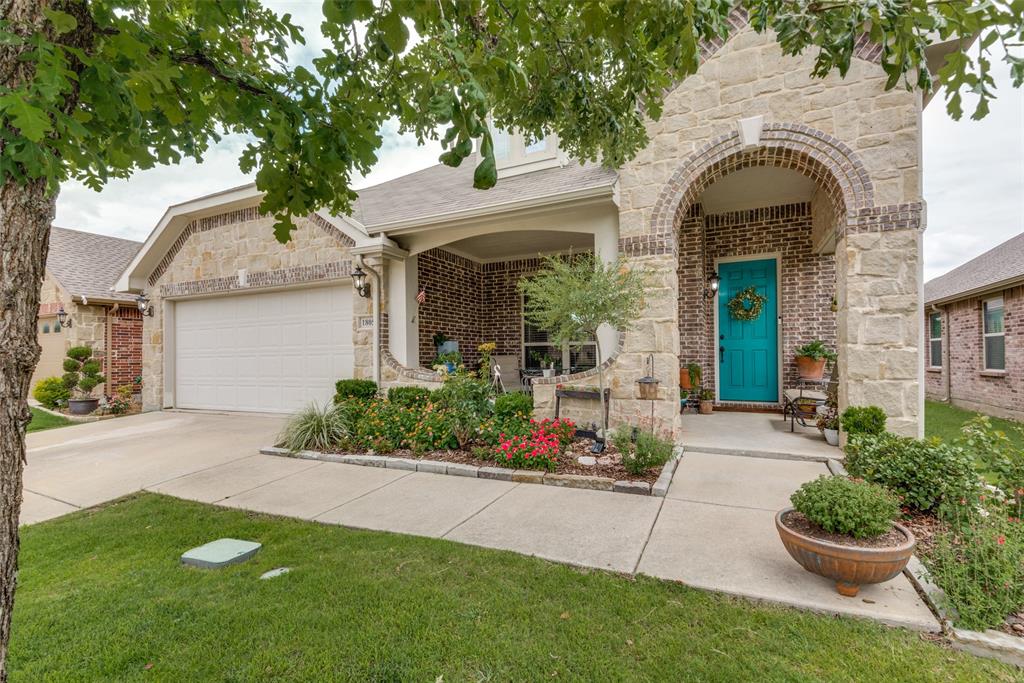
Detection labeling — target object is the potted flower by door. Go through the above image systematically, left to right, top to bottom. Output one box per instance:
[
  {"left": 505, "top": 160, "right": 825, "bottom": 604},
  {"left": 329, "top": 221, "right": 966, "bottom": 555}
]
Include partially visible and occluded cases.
[
  {"left": 794, "top": 340, "right": 836, "bottom": 380},
  {"left": 63, "top": 345, "right": 105, "bottom": 415},
  {"left": 434, "top": 350, "right": 462, "bottom": 373},
  {"left": 679, "top": 362, "right": 700, "bottom": 391},
  {"left": 698, "top": 388, "right": 714, "bottom": 414},
  {"left": 817, "top": 407, "right": 840, "bottom": 446},
  {"left": 776, "top": 476, "right": 915, "bottom": 597}
]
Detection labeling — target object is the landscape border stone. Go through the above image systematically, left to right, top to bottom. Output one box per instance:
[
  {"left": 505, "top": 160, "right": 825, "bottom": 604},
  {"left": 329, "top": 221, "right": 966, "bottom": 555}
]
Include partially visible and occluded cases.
[{"left": 259, "top": 445, "right": 681, "bottom": 497}]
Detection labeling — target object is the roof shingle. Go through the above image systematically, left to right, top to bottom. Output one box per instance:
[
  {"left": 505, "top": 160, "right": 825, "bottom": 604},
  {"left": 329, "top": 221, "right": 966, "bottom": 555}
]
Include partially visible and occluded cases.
[
  {"left": 47, "top": 227, "right": 142, "bottom": 303},
  {"left": 925, "top": 231, "right": 1024, "bottom": 303}
]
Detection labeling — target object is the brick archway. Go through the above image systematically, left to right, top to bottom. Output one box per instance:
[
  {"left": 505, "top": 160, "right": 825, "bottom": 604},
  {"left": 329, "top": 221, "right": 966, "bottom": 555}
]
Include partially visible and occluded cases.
[{"left": 649, "top": 123, "right": 875, "bottom": 245}]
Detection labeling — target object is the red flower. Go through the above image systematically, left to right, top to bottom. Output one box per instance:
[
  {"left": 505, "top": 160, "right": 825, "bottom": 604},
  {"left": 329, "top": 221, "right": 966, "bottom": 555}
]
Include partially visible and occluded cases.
[{"left": 998, "top": 535, "right": 1006, "bottom": 546}]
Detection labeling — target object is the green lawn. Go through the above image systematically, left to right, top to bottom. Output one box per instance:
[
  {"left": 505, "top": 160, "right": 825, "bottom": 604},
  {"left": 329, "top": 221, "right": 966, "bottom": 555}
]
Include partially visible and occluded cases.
[
  {"left": 925, "top": 399, "right": 1024, "bottom": 447},
  {"left": 26, "top": 407, "right": 72, "bottom": 433},
  {"left": 10, "top": 495, "right": 1015, "bottom": 681}
]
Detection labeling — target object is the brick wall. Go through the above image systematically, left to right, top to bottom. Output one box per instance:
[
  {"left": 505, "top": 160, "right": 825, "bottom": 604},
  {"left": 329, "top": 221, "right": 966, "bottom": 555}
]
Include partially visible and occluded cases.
[
  {"left": 678, "top": 202, "right": 837, "bottom": 398},
  {"left": 924, "top": 286, "right": 1024, "bottom": 419},
  {"left": 108, "top": 307, "right": 143, "bottom": 390}
]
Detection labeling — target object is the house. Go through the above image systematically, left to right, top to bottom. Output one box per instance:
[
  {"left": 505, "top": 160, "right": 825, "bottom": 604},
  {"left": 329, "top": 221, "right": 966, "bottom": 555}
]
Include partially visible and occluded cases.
[
  {"left": 116, "top": 11, "right": 952, "bottom": 437},
  {"left": 33, "top": 227, "right": 144, "bottom": 396},
  {"left": 924, "top": 232, "right": 1024, "bottom": 420}
]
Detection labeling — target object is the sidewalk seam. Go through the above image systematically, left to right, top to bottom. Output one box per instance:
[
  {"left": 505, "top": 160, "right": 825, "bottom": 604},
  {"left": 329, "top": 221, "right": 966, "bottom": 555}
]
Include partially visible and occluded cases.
[
  {"left": 144, "top": 451, "right": 298, "bottom": 490},
  {"left": 184, "top": 461, "right": 327, "bottom": 503},
  {"left": 310, "top": 469, "right": 416, "bottom": 521},
  {"left": 440, "top": 482, "right": 522, "bottom": 539},
  {"left": 22, "top": 488, "right": 80, "bottom": 509},
  {"left": 632, "top": 495, "right": 666, "bottom": 575}
]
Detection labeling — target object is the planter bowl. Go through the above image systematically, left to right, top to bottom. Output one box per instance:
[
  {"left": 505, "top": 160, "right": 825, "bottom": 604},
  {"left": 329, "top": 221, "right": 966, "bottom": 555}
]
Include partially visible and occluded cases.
[
  {"left": 795, "top": 356, "right": 827, "bottom": 380},
  {"left": 67, "top": 398, "right": 99, "bottom": 416},
  {"left": 698, "top": 400, "right": 714, "bottom": 415},
  {"left": 775, "top": 508, "right": 915, "bottom": 597}
]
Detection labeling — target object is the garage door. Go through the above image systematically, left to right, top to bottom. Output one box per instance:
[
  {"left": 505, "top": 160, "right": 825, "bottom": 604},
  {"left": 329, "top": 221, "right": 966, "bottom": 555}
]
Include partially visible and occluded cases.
[{"left": 175, "top": 285, "right": 354, "bottom": 413}]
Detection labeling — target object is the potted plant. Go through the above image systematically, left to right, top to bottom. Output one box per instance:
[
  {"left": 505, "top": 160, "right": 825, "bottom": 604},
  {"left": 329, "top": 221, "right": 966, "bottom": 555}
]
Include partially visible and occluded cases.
[
  {"left": 433, "top": 331, "right": 458, "bottom": 356},
  {"left": 794, "top": 340, "right": 836, "bottom": 380},
  {"left": 62, "top": 345, "right": 105, "bottom": 415},
  {"left": 434, "top": 350, "right": 462, "bottom": 373},
  {"left": 530, "top": 350, "right": 557, "bottom": 377},
  {"left": 680, "top": 362, "right": 700, "bottom": 391},
  {"left": 698, "top": 388, "right": 714, "bottom": 414},
  {"left": 816, "top": 407, "right": 840, "bottom": 446},
  {"left": 776, "top": 476, "right": 915, "bottom": 597}
]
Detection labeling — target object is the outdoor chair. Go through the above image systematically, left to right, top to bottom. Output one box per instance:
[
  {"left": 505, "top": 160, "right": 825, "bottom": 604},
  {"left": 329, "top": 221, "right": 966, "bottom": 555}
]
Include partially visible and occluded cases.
[{"left": 490, "top": 355, "right": 524, "bottom": 393}]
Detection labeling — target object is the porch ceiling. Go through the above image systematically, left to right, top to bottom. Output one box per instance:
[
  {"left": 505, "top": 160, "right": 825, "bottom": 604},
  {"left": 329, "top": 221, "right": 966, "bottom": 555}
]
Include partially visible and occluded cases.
[
  {"left": 699, "top": 167, "right": 816, "bottom": 214},
  {"left": 441, "top": 229, "right": 594, "bottom": 262}
]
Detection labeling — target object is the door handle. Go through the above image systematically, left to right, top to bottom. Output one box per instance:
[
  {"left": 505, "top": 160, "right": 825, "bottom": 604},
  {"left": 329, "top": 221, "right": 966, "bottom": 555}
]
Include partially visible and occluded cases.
[{"left": 719, "top": 345, "right": 725, "bottom": 363}]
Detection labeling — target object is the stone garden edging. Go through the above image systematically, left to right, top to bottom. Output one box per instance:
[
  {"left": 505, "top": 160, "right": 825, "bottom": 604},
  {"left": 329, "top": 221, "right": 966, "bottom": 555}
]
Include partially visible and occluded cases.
[{"left": 260, "top": 445, "right": 684, "bottom": 497}]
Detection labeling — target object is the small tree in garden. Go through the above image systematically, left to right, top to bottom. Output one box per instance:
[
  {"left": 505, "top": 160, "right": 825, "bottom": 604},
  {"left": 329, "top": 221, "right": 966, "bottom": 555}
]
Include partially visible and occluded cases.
[
  {"left": 519, "top": 254, "right": 646, "bottom": 439},
  {"left": 61, "top": 346, "right": 104, "bottom": 399}
]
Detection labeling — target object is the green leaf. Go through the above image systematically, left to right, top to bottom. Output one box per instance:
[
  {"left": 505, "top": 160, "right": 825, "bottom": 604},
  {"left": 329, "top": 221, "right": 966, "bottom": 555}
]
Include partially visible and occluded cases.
[
  {"left": 322, "top": 0, "right": 374, "bottom": 24},
  {"left": 43, "top": 8, "right": 77, "bottom": 35},
  {"left": 378, "top": 11, "right": 409, "bottom": 55},
  {"left": 0, "top": 95, "right": 51, "bottom": 142},
  {"left": 472, "top": 155, "right": 496, "bottom": 190}
]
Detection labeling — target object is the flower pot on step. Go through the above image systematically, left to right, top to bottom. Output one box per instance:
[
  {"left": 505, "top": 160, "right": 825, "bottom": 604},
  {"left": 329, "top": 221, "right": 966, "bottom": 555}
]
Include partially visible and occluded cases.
[
  {"left": 795, "top": 355, "right": 827, "bottom": 380},
  {"left": 679, "top": 369, "right": 692, "bottom": 390},
  {"left": 67, "top": 398, "right": 99, "bottom": 415},
  {"left": 699, "top": 400, "right": 714, "bottom": 415},
  {"left": 823, "top": 428, "right": 839, "bottom": 446},
  {"left": 775, "top": 508, "right": 915, "bottom": 597}
]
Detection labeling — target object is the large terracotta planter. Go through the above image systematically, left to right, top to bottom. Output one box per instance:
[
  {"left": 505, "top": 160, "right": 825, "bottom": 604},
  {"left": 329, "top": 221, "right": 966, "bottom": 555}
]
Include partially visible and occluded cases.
[
  {"left": 795, "top": 356, "right": 827, "bottom": 380},
  {"left": 679, "top": 368, "right": 692, "bottom": 390},
  {"left": 699, "top": 400, "right": 713, "bottom": 415},
  {"left": 775, "top": 508, "right": 915, "bottom": 597}
]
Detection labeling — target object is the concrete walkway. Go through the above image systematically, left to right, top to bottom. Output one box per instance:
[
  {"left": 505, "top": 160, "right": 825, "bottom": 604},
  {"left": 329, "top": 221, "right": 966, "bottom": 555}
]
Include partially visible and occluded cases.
[
  {"left": 22, "top": 411, "right": 937, "bottom": 632},
  {"left": 680, "top": 411, "right": 839, "bottom": 461}
]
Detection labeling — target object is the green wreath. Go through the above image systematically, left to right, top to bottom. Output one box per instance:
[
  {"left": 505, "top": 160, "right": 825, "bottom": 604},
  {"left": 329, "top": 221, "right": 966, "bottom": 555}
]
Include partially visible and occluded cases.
[{"left": 727, "top": 286, "right": 768, "bottom": 321}]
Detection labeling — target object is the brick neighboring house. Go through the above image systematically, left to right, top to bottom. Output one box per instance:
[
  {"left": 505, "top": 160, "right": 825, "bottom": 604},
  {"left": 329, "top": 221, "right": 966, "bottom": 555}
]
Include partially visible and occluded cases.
[
  {"left": 115, "top": 13, "right": 957, "bottom": 437},
  {"left": 32, "top": 227, "right": 144, "bottom": 397},
  {"left": 924, "top": 232, "right": 1024, "bottom": 420}
]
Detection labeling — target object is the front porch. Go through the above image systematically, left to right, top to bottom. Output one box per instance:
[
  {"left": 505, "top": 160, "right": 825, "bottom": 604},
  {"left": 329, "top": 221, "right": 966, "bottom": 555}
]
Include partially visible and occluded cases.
[{"left": 678, "top": 410, "right": 839, "bottom": 462}]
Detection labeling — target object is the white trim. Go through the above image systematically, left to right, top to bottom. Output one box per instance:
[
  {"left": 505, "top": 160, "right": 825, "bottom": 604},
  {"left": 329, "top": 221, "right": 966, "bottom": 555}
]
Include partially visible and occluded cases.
[
  {"left": 712, "top": 253, "right": 783, "bottom": 404},
  {"left": 982, "top": 295, "right": 1006, "bottom": 371},
  {"left": 162, "top": 299, "right": 175, "bottom": 408},
  {"left": 928, "top": 311, "right": 943, "bottom": 370}
]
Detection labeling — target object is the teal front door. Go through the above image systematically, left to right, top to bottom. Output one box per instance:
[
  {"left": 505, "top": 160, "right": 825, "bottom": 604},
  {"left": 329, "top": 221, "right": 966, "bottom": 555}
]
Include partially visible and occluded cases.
[{"left": 718, "top": 258, "right": 778, "bottom": 402}]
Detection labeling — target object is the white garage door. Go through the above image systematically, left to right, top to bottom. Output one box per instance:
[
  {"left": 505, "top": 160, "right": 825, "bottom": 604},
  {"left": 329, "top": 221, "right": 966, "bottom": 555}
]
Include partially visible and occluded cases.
[{"left": 175, "top": 285, "right": 354, "bottom": 413}]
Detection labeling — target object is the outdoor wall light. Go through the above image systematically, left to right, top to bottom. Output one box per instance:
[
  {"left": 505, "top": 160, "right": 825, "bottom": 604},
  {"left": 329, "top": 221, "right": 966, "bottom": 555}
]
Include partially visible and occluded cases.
[
  {"left": 352, "top": 265, "right": 371, "bottom": 298},
  {"left": 705, "top": 271, "right": 721, "bottom": 298},
  {"left": 136, "top": 293, "right": 154, "bottom": 317},
  {"left": 56, "top": 305, "right": 72, "bottom": 328}
]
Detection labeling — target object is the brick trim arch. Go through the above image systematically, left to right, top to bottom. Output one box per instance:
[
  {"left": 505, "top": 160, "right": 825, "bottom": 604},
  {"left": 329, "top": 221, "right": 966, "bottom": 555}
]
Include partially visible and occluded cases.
[{"left": 648, "top": 123, "right": 875, "bottom": 247}]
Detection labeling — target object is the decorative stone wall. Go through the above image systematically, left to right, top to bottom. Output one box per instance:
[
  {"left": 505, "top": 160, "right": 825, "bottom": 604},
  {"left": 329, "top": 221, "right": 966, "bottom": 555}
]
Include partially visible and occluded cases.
[
  {"left": 678, "top": 202, "right": 837, "bottom": 395},
  {"left": 141, "top": 208, "right": 356, "bottom": 410},
  {"left": 924, "top": 288, "right": 1023, "bottom": 420}
]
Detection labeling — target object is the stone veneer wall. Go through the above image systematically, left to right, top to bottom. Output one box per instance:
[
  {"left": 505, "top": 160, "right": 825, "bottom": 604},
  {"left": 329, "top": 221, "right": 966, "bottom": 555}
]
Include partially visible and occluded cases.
[
  {"left": 680, "top": 202, "right": 836, "bottom": 395},
  {"left": 141, "top": 208, "right": 358, "bottom": 410},
  {"left": 924, "top": 287, "right": 1023, "bottom": 420}
]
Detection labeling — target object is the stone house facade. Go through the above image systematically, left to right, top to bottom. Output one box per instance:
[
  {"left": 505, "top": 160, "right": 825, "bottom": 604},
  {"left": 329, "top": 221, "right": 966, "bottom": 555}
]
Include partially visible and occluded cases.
[
  {"left": 117, "top": 13, "right": 950, "bottom": 437},
  {"left": 32, "top": 227, "right": 143, "bottom": 397},
  {"left": 924, "top": 233, "right": 1024, "bottom": 420}
]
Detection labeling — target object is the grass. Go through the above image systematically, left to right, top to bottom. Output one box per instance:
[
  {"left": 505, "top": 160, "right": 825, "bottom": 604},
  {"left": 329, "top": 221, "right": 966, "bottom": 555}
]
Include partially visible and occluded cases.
[
  {"left": 925, "top": 399, "right": 1024, "bottom": 447},
  {"left": 26, "top": 407, "right": 72, "bottom": 433},
  {"left": 10, "top": 494, "right": 1016, "bottom": 682}
]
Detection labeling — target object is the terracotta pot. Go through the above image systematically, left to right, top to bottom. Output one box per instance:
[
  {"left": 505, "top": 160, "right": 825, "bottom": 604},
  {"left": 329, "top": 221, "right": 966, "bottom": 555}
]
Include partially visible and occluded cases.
[
  {"left": 795, "top": 356, "right": 827, "bottom": 380},
  {"left": 679, "top": 368, "right": 692, "bottom": 390},
  {"left": 67, "top": 398, "right": 99, "bottom": 415},
  {"left": 699, "top": 400, "right": 714, "bottom": 415},
  {"left": 775, "top": 508, "right": 915, "bottom": 597}
]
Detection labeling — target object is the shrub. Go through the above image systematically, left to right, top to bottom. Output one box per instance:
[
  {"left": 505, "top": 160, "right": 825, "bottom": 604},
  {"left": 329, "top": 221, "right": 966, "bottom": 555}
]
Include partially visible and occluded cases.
[
  {"left": 62, "top": 346, "right": 105, "bottom": 398},
  {"left": 432, "top": 372, "right": 493, "bottom": 447},
  {"left": 32, "top": 376, "right": 70, "bottom": 409},
  {"left": 334, "top": 379, "right": 378, "bottom": 403},
  {"left": 108, "top": 385, "right": 135, "bottom": 415},
  {"left": 387, "top": 386, "right": 431, "bottom": 408},
  {"left": 494, "top": 392, "right": 534, "bottom": 421},
  {"left": 351, "top": 399, "right": 414, "bottom": 453},
  {"left": 407, "top": 402, "right": 458, "bottom": 452},
  {"left": 279, "top": 403, "right": 351, "bottom": 453},
  {"left": 840, "top": 406, "right": 887, "bottom": 436},
  {"left": 957, "top": 415, "right": 1024, "bottom": 504},
  {"left": 531, "top": 418, "right": 575, "bottom": 449},
  {"left": 613, "top": 429, "right": 674, "bottom": 475},
  {"left": 494, "top": 431, "right": 560, "bottom": 472},
  {"left": 845, "top": 433, "right": 979, "bottom": 511},
  {"left": 790, "top": 476, "right": 899, "bottom": 539},
  {"left": 928, "top": 493, "right": 1024, "bottom": 630}
]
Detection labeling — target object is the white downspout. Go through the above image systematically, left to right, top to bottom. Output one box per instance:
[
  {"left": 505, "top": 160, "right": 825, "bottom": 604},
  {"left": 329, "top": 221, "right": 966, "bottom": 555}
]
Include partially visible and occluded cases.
[{"left": 356, "top": 255, "right": 382, "bottom": 386}]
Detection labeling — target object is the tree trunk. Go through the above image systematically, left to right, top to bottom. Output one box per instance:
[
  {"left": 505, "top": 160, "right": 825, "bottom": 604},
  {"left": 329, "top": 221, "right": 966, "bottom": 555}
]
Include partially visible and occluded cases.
[{"left": 0, "top": 178, "right": 53, "bottom": 682}]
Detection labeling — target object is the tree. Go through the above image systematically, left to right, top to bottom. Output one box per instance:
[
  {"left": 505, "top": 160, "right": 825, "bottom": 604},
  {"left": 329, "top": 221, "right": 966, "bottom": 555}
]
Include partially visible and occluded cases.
[
  {"left": 1, "top": 0, "right": 1021, "bottom": 677},
  {"left": 519, "top": 254, "right": 646, "bottom": 440}
]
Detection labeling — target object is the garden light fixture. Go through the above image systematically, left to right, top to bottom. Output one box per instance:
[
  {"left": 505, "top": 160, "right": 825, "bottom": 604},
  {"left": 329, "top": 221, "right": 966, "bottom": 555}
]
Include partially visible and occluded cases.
[
  {"left": 352, "top": 265, "right": 371, "bottom": 298},
  {"left": 706, "top": 271, "right": 721, "bottom": 298}
]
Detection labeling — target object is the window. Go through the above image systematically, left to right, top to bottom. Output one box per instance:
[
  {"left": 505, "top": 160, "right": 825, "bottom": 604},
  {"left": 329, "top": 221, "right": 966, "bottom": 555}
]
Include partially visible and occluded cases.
[
  {"left": 492, "top": 127, "right": 510, "bottom": 161},
  {"left": 524, "top": 135, "right": 547, "bottom": 154},
  {"left": 522, "top": 294, "right": 597, "bottom": 373},
  {"left": 983, "top": 296, "right": 1005, "bottom": 371},
  {"left": 928, "top": 312, "right": 942, "bottom": 368},
  {"left": 54, "top": 321, "right": 61, "bottom": 333},
  {"left": 41, "top": 323, "right": 50, "bottom": 334}
]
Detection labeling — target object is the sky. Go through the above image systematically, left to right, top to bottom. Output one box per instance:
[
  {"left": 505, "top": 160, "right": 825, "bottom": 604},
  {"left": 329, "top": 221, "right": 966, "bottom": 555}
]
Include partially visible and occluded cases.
[{"left": 54, "top": 8, "right": 1024, "bottom": 283}]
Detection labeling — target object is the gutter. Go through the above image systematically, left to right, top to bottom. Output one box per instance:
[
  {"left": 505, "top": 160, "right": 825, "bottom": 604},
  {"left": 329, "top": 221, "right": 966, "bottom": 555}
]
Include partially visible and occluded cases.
[{"left": 925, "top": 274, "right": 1024, "bottom": 308}]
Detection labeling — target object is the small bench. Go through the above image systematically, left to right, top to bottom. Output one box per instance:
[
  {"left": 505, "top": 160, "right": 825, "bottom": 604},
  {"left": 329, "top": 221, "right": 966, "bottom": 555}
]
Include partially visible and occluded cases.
[{"left": 782, "top": 387, "right": 827, "bottom": 432}]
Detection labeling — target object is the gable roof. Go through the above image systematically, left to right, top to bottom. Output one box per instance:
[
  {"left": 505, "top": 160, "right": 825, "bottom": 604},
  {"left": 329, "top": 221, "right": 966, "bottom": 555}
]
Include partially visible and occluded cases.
[
  {"left": 350, "top": 159, "right": 617, "bottom": 230},
  {"left": 48, "top": 227, "right": 142, "bottom": 303},
  {"left": 925, "top": 231, "right": 1024, "bottom": 304}
]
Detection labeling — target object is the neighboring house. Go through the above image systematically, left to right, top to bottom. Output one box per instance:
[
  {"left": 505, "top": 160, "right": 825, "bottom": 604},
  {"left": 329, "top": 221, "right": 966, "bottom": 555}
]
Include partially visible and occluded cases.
[
  {"left": 116, "top": 11, "right": 954, "bottom": 436},
  {"left": 33, "top": 227, "right": 144, "bottom": 396},
  {"left": 924, "top": 232, "right": 1024, "bottom": 420}
]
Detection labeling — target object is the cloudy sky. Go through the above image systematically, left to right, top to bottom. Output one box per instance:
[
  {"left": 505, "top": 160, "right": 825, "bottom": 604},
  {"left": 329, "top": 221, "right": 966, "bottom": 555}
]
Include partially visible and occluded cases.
[{"left": 54, "top": 9, "right": 1023, "bottom": 283}]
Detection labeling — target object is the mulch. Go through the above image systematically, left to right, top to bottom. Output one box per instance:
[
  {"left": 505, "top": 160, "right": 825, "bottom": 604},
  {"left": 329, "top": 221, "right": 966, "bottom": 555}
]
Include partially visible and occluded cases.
[
  {"left": 326, "top": 437, "right": 663, "bottom": 483},
  {"left": 781, "top": 510, "right": 910, "bottom": 548}
]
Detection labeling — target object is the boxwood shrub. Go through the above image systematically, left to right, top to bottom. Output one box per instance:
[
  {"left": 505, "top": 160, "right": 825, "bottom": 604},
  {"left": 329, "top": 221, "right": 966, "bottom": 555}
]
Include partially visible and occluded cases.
[
  {"left": 32, "top": 376, "right": 70, "bottom": 409},
  {"left": 334, "top": 379, "right": 378, "bottom": 403},
  {"left": 387, "top": 386, "right": 432, "bottom": 408},
  {"left": 494, "top": 392, "right": 534, "bottom": 421},
  {"left": 839, "top": 406, "right": 887, "bottom": 436},
  {"left": 844, "top": 433, "right": 979, "bottom": 511},
  {"left": 790, "top": 476, "right": 899, "bottom": 539}
]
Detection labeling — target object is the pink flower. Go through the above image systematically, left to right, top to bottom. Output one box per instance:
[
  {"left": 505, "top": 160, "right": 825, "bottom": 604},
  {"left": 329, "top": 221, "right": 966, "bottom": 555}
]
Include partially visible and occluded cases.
[{"left": 998, "top": 535, "right": 1006, "bottom": 546}]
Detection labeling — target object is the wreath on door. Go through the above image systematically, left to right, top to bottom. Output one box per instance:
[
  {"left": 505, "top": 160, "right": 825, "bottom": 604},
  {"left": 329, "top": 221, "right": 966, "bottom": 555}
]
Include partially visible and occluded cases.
[{"left": 727, "top": 286, "right": 767, "bottom": 321}]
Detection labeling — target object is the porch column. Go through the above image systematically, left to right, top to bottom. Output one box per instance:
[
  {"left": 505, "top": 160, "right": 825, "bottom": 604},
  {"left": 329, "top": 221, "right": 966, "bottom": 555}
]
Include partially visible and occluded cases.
[
  {"left": 836, "top": 212, "right": 924, "bottom": 437},
  {"left": 594, "top": 215, "right": 619, "bottom": 356},
  {"left": 386, "top": 255, "right": 419, "bottom": 367}
]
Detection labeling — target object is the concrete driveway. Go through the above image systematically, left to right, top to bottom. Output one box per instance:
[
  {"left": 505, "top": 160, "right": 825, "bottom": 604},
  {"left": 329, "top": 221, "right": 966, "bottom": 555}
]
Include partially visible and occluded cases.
[{"left": 22, "top": 410, "right": 284, "bottom": 524}]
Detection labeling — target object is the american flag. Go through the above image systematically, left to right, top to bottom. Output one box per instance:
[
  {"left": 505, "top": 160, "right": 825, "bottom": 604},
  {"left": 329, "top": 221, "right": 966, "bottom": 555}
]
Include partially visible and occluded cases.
[{"left": 416, "top": 287, "right": 426, "bottom": 305}]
